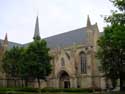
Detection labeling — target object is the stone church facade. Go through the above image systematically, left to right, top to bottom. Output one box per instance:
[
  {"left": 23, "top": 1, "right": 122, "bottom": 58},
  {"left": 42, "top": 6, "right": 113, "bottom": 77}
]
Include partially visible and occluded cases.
[{"left": 0, "top": 16, "right": 106, "bottom": 89}]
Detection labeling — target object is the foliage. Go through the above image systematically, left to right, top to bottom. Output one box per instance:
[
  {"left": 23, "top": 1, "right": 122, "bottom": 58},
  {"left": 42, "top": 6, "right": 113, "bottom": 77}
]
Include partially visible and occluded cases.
[
  {"left": 97, "top": 0, "right": 125, "bottom": 91},
  {"left": 105, "top": 0, "right": 125, "bottom": 25},
  {"left": 110, "top": 0, "right": 125, "bottom": 11},
  {"left": 105, "top": 13, "right": 125, "bottom": 25},
  {"left": 97, "top": 24, "right": 125, "bottom": 78},
  {"left": 2, "top": 39, "right": 52, "bottom": 87},
  {"left": 25, "top": 39, "right": 52, "bottom": 87},
  {"left": 27, "top": 39, "right": 52, "bottom": 79},
  {"left": 2, "top": 46, "right": 24, "bottom": 78},
  {"left": 0, "top": 87, "right": 124, "bottom": 94},
  {"left": 0, "top": 87, "right": 95, "bottom": 93},
  {"left": 41, "top": 88, "right": 94, "bottom": 92}
]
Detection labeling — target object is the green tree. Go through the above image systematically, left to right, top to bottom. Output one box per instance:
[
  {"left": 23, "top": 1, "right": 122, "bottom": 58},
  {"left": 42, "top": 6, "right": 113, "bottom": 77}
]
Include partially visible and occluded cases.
[
  {"left": 97, "top": 0, "right": 125, "bottom": 91},
  {"left": 111, "top": 0, "right": 125, "bottom": 11},
  {"left": 2, "top": 38, "right": 52, "bottom": 88},
  {"left": 25, "top": 39, "right": 52, "bottom": 88},
  {"left": 2, "top": 46, "right": 24, "bottom": 87},
  {"left": 2, "top": 46, "right": 22, "bottom": 77},
  {"left": 18, "top": 48, "right": 32, "bottom": 87}
]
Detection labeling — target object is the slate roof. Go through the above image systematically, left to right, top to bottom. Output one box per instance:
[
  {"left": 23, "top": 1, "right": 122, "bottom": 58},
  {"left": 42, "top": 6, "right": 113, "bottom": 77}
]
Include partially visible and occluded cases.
[
  {"left": 2, "top": 26, "right": 100, "bottom": 49},
  {"left": 44, "top": 27, "right": 88, "bottom": 49}
]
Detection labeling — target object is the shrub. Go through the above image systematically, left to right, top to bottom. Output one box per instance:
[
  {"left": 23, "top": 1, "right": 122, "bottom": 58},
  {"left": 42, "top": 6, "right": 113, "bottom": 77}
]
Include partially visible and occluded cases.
[
  {"left": 0, "top": 87, "right": 39, "bottom": 93},
  {"left": 0, "top": 87, "right": 101, "bottom": 93},
  {"left": 15, "top": 87, "right": 39, "bottom": 92},
  {"left": 41, "top": 87, "right": 93, "bottom": 92},
  {"left": 0, "top": 88, "right": 14, "bottom": 91},
  {"left": 5, "top": 91, "right": 16, "bottom": 94}
]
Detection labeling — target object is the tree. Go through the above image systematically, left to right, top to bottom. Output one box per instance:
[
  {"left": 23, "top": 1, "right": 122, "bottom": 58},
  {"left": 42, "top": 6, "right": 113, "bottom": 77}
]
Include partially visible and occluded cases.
[
  {"left": 97, "top": 0, "right": 125, "bottom": 91},
  {"left": 111, "top": 0, "right": 125, "bottom": 11},
  {"left": 97, "top": 25, "right": 125, "bottom": 89},
  {"left": 2, "top": 39, "right": 52, "bottom": 88},
  {"left": 25, "top": 39, "right": 52, "bottom": 88},
  {"left": 2, "top": 46, "right": 24, "bottom": 87},
  {"left": 2, "top": 46, "right": 22, "bottom": 77},
  {"left": 18, "top": 48, "right": 32, "bottom": 87}
]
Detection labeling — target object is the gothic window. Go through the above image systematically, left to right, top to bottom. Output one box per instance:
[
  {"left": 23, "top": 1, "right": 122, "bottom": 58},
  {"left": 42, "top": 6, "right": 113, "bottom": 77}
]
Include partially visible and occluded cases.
[
  {"left": 79, "top": 51, "right": 87, "bottom": 73},
  {"left": 61, "top": 58, "right": 65, "bottom": 66}
]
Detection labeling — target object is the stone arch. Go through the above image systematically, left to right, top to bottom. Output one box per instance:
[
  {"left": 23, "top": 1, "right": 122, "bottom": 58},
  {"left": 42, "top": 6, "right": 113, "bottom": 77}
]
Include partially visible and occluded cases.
[
  {"left": 79, "top": 51, "right": 86, "bottom": 55},
  {"left": 58, "top": 70, "right": 70, "bottom": 88}
]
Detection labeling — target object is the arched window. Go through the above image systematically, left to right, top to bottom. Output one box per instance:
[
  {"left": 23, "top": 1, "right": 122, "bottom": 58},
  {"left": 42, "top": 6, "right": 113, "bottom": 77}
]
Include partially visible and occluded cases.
[
  {"left": 79, "top": 52, "right": 87, "bottom": 73},
  {"left": 61, "top": 58, "right": 65, "bottom": 66}
]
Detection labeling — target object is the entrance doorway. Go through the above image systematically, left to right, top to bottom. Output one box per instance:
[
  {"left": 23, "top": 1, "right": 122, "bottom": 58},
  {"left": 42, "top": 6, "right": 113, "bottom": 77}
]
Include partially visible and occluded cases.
[
  {"left": 59, "top": 71, "right": 70, "bottom": 88},
  {"left": 64, "top": 81, "right": 70, "bottom": 88}
]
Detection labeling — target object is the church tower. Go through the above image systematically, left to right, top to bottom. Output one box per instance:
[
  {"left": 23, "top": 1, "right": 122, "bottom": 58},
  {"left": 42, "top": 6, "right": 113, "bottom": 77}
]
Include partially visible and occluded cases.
[{"left": 33, "top": 16, "right": 41, "bottom": 40}]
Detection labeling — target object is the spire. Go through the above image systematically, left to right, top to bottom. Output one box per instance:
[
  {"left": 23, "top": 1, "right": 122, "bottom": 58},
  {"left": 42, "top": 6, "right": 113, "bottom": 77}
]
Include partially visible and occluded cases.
[
  {"left": 87, "top": 15, "right": 91, "bottom": 27},
  {"left": 33, "top": 16, "right": 41, "bottom": 40},
  {"left": 3, "top": 33, "right": 8, "bottom": 51},
  {"left": 4, "top": 33, "right": 8, "bottom": 44}
]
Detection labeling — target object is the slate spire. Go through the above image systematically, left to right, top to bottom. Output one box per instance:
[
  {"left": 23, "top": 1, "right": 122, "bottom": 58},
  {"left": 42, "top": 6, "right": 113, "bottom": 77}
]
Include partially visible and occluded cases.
[
  {"left": 87, "top": 15, "right": 91, "bottom": 27},
  {"left": 33, "top": 16, "right": 41, "bottom": 40}
]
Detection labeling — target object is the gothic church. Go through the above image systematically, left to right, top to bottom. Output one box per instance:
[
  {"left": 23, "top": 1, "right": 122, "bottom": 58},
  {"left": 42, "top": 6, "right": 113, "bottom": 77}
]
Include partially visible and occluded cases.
[{"left": 0, "top": 16, "right": 106, "bottom": 89}]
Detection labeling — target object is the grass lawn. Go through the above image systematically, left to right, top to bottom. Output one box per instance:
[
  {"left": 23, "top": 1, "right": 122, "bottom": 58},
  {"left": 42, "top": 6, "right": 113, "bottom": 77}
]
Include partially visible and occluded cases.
[{"left": 0, "top": 87, "right": 124, "bottom": 94}]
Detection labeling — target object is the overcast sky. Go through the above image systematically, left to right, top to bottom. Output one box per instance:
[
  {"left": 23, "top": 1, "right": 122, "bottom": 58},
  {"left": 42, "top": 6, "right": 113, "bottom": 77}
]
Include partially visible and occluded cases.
[{"left": 0, "top": 0, "right": 114, "bottom": 44}]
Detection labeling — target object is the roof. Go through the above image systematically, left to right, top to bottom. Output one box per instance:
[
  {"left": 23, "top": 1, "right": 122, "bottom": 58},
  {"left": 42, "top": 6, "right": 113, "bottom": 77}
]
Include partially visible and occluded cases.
[
  {"left": 2, "top": 26, "right": 96, "bottom": 49},
  {"left": 44, "top": 27, "right": 88, "bottom": 49},
  {"left": 0, "top": 39, "right": 23, "bottom": 49}
]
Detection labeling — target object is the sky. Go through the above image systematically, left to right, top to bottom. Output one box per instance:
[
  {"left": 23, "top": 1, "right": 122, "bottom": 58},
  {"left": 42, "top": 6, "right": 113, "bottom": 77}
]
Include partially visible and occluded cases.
[{"left": 0, "top": 0, "right": 115, "bottom": 44}]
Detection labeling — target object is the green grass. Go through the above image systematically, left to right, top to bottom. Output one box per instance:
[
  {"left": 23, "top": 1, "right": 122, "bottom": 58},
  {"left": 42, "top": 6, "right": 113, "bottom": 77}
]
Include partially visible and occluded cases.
[{"left": 0, "top": 87, "right": 124, "bottom": 94}]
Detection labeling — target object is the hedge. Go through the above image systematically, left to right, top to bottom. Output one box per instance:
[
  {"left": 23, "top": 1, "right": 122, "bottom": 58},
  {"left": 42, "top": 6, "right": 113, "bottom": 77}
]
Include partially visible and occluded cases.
[
  {"left": 0, "top": 87, "right": 94, "bottom": 93},
  {"left": 0, "top": 87, "right": 124, "bottom": 94},
  {"left": 41, "top": 88, "right": 93, "bottom": 92}
]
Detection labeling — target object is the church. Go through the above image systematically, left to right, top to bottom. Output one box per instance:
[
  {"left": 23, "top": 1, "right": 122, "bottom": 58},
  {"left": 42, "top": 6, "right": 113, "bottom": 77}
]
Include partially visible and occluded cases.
[{"left": 0, "top": 16, "right": 106, "bottom": 89}]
